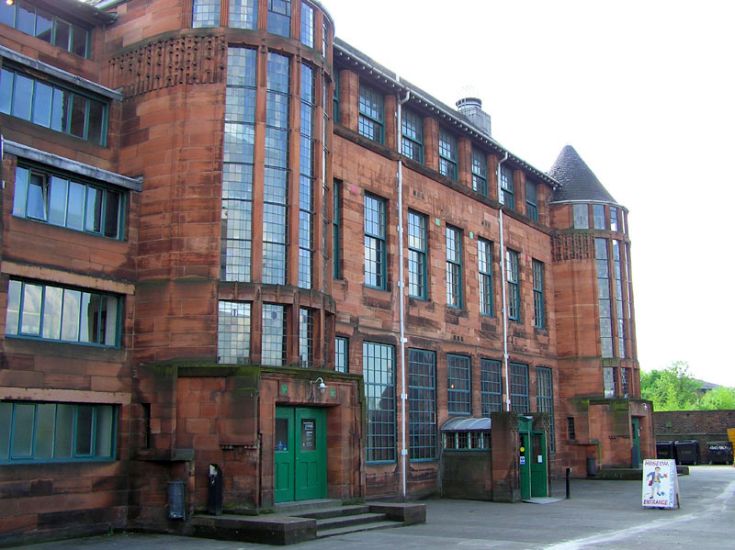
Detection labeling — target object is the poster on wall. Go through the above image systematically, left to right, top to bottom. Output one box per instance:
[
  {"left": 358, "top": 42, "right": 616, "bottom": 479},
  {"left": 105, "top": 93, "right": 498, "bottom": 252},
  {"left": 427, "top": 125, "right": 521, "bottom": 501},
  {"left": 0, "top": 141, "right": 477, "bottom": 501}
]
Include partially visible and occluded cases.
[{"left": 641, "top": 459, "right": 679, "bottom": 509}]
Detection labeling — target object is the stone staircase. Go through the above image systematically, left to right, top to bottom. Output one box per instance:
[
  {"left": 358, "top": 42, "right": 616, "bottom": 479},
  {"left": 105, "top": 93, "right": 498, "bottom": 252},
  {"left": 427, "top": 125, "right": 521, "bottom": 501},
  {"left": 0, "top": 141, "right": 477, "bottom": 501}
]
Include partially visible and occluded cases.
[{"left": 295, "top": 503, "right": 401, "bottom": 538}]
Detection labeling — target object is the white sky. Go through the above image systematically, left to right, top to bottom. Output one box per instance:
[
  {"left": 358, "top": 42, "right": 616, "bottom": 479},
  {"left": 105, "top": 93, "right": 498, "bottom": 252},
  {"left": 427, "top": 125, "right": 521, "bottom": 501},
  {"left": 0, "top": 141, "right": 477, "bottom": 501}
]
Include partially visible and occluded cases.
[{"left": 321, "top": 0, "right": 735, "bottom": 386}]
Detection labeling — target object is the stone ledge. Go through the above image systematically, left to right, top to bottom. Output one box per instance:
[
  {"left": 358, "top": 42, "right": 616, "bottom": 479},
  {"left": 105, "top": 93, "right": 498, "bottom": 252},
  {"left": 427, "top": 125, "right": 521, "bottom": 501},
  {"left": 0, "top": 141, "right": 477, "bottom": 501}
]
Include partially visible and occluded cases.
[
  {"left": 367, "top": 502, "right": 427, "bottom": 525},
  {"left": 190, "top": 514, "right": 316, "bottom": 545}
]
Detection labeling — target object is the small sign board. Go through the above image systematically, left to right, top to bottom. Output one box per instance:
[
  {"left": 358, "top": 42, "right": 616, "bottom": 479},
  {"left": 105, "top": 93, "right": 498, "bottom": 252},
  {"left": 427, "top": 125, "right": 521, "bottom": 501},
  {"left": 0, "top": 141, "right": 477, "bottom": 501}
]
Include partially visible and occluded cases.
[{"left": 642, "top": 459, "right": 679, "bottom": 509}]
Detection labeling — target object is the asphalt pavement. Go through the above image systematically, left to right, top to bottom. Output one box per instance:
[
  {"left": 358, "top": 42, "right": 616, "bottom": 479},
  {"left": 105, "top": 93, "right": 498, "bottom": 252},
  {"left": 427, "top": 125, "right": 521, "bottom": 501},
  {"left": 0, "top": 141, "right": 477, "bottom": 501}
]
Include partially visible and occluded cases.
[{"left": 24, "top": 465, "right": 735, "bottom": 550}]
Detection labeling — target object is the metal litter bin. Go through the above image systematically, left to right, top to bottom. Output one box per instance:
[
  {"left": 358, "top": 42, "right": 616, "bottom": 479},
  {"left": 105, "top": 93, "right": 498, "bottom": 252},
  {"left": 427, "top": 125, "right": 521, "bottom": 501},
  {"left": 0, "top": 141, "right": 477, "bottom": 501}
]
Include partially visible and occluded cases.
[
  {"left": 656, "top": 440, "right": 676, "bottom": 461},
  {"left": 674, "top": 440, "right": 699, "bottom": 465},
  {"left": 707, "top": 441, "right": 733, "bottom": 465}
]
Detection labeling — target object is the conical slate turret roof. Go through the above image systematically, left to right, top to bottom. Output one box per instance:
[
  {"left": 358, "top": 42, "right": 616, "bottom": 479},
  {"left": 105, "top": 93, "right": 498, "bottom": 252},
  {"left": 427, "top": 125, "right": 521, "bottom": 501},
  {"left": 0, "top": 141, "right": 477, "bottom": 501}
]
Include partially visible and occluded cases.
[{"left": 549, "top": 145, "right": 617, "bottom": 203}]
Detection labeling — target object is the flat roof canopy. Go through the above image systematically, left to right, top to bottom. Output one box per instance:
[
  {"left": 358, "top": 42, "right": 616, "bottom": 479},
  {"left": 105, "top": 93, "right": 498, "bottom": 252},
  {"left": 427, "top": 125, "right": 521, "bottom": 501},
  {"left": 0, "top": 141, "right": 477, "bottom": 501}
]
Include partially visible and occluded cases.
[{"left": 441, "top": 417, "right": 491, "bottom": 432}]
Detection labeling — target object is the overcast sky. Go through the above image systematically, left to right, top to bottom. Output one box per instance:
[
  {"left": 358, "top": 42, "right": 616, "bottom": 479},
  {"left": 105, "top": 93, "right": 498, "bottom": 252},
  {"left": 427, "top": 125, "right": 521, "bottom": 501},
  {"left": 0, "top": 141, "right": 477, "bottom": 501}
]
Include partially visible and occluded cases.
[{"left": 321, "top": 0, "right": 735, "bottom": 386}]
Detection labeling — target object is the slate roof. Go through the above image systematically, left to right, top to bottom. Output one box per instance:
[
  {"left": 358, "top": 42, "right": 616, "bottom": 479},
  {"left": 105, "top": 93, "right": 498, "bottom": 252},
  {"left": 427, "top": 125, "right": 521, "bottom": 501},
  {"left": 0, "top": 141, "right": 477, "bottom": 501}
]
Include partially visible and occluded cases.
[{"left": 549, "top": 145, "right": 617, "bottom": 203}]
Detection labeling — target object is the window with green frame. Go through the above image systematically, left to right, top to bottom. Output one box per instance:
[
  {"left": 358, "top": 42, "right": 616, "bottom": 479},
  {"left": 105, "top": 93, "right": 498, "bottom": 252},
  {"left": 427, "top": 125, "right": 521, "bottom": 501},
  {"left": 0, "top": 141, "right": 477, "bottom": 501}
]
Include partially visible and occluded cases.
[
  {"left": 0, "top": 2, "right": 90, "bottom": 57},
  {"left": 0, "top": 66, "right": 108, "bottom": 145},
  {"left": 332, "top": 72, "right": 340, "bottom": 123},
  {"left": 358, "top": 84, "right": 384, "bottom": 143},
  {"left": 401, "top": 110, "right": 423, "bottom": 163},
  {"left": 438, "top": 129, "right": 457, "bottom": 180},
  {"left": 472, "top": 148, "right": 487, "bottom": 196},
  {"left": 13, "top": 165, "right": 124, "bottom": 239},
  {"left": 499, "top": 166, "right": 515, "bottom": 210},
  {"left": 332, "top": 180, "right": 343, "bottom": 279},
  {"left": 525, "top": 180, "right": 538, "bottom": 222},
  {"left": 364, "top": 193, "right": 387, "bottom": 289},
  {"left": 407, "top": 210, "right": 428, "bottom": 299},
  {"left": 445, "top": 225, "right": 463, "bottom": 308},
  {"left": 478, "top": 238, "right": 494, "bottom": 316},
  {"left": 506, "top": 249, "right": 521, "bottom": 321},
  {"left": 532, "top": 259, "right": 545, "bottom": 329},
  {"left": 5, "top": 279, "right": 121, "bottom": 347},
  {"left": 217, "top": 300, "right": 251, "bottom": 364},
  {"left": 298, "top": 307, "right": 313, "bottom": 367},
  {"left": 335, "top": 336, "right": 348, "bottom": 373},
  {"left": 364, "top": 341, "right": 395, "bottom": 462},
  {"left": 408, "top": 349, "right": 437, "bottom": 461},
  {"left": 447, "top": 354, "right": 471, "bottom": 415},
  {"left": 480, "top": 359, "right": 503, "bottom": 415},
  {"left": 509, "top": 362, "right": 529, "bottom": 413},
  {"left": 536, "top": 366, "right": 555, "bottom": 451},
  {"left": 0, "top": 402, "right": 116, "bottom": 464}
]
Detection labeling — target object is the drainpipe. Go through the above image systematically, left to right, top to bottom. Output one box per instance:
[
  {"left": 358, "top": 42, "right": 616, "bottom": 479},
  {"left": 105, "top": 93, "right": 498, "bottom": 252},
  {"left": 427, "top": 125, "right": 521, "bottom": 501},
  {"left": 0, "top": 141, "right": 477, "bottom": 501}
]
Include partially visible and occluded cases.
[
  {"left": 396, "top": 84, "right": 411, "bottom": 500},
  {"left": 497, "top": 152, "right": 511, "bottom": 412}
]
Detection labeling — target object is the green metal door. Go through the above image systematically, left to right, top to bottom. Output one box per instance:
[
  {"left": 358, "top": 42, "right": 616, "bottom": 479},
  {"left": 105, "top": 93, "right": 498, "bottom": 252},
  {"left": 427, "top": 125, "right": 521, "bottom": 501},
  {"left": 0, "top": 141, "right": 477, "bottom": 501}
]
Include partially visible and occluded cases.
[
  {"left": 274, "top": 407, "right": 327, "bottom": 503},
  {"left": 631, "top": 417, "right": 641, "bottom": 467},
  {"left": 530, "top": 431, "right": 548, "bottom": 497},
  {"left": 519, "top": 432, "right": 532, "bottom": 500}
]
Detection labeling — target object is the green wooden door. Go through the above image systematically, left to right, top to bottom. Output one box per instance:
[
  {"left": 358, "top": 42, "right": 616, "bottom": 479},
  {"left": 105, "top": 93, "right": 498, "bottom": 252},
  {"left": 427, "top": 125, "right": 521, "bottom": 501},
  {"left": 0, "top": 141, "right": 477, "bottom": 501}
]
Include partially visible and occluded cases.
[
  {"left": 274, "top": 407, "right": 327, "bottom": 503},
  {"left": 530, "top": 431, "right": 548, "bottom": 498},
  {"left": 519, "top": 432, "right": 532, "bottom": 500}
]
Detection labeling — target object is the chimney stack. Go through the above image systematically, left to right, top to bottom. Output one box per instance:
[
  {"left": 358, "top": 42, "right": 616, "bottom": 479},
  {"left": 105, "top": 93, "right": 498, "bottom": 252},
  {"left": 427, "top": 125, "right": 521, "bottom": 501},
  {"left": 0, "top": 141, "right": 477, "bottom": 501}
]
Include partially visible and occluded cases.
[{"left": 456, "top": 97, "right": 492, "bottom": 137}]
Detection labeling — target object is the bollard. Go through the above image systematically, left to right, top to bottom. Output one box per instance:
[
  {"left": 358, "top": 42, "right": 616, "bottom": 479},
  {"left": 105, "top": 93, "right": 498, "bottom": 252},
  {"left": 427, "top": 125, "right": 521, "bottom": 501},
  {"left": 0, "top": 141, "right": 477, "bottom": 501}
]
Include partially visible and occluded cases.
[{"left": 565, "top": 467, "right": 571, "bottom": 499}]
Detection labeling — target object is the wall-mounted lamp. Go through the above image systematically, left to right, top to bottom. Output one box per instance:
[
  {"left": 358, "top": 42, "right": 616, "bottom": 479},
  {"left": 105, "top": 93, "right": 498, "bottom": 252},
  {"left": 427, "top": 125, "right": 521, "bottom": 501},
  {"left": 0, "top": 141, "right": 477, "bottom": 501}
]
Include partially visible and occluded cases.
[{"left": 311, "top": 376, "right": 327, "bottom": 393}]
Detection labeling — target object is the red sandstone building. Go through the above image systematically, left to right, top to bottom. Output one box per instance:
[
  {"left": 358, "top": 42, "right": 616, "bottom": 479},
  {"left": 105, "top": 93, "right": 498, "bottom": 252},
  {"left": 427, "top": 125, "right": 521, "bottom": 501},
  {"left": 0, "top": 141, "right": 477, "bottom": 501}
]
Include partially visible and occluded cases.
[{"left": 0, "top": 0, "right": 654, "bottom": 543}]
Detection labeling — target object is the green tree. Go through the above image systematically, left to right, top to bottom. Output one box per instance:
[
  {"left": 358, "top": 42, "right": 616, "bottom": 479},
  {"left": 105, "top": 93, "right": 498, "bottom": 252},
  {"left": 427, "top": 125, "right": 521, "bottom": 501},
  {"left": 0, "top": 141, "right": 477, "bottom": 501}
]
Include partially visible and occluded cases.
[
  {"left": 641, "top": 361, "right": 702, "bottom": 411},
  {"left": 699, "top": 386, "right": 735, "bottom": 410}
]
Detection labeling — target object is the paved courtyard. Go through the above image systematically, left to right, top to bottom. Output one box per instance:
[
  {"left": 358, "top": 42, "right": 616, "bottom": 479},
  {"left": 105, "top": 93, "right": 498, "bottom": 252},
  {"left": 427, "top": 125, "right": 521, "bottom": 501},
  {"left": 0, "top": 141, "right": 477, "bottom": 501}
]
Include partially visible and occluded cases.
[{"left": 25, "top": 466, "right": 735, "bottom": 550}]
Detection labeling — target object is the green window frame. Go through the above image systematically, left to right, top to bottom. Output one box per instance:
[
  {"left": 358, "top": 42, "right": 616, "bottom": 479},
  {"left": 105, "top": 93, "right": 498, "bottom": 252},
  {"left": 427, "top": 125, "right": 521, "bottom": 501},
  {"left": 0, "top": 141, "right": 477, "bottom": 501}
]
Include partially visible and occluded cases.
[
  {"left": 267, "top": 0, "right": 291, "bottom": 37},
  {"left": 0, "top": 2, "right": 90, "bottom": 57},
  {"left": 0, "top": 66, "right": 107, "bottom": 145},
  {"left": 358, "top": 84, "right": 384, "bottom": 143},
  {"left": 401, "top": 110, "right": 423, "bottom": 163},
  {"left": 438, "top": 129, "right": 457, "bottom": 180},
  {"left": 472, "top": 148, "right": 487, "bottom": 196},
  {"left": 13, "top": 164, "right": 125, "bottom": 240},
  {"left": 499, "top": 166, "right": 515, "bottom": 210},
  {"left": 332, "top": 180, "right": 342, "bottom": 279},
  {"left": 525, "top": 180, "right": 538, "bottom": 222},
  {"left": 364, "top": 193, "right": 387, "bottom": 289},
  {"left": 407, "top": 210, "right": 428, "bottom": 299},
  {"left": 445, "top": 225, "right": 463, "bottom": 308},
  {"left": 478, "top": 238, "right": 494, "bottom": 316},
  {"left": 506, "top": 249, "right": 521, "bottom": 321},
  {"left": 532, "top": 259, "right": 545, "bottom": 329},
  {"left": 5, "top": 279, "right": 121, "bottom": 348},
  {"left": 217, "top": 301, "right": 251, "bottom": 364},
  {"left": 261, "top": 303, "right": 285, "bottom": 366},
  {"left": 335, "top": 336, "right": 348, "bottom": 373},
  {"left": 364, "top": 342, "right": 395, "bottom": 462},
  {"left": 408, "top": 349, "right": 437, "bottom": 461},
  {"left": 447, "top": 354, "right": 471, "bottom": 415},
  {"left": 480, "top": 359, "right": 503, "bottom": 415},
  {"left": 509, "top": 362, "right": 529, "bottom": 413},
  {"left": 536, "top": 367, "right": 555, "bottom": 451},
  {"left": 0, "top": 402, "right": 116, "bottom": 464}
]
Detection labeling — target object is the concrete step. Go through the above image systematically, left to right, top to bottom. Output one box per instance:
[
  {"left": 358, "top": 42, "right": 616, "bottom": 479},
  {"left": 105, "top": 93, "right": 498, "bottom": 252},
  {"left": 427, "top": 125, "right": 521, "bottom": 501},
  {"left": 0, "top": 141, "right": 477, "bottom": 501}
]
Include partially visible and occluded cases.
[
  {"left": 274, "top": 498, "right": 342, "bottom": 515},
  {"left": 297, "top": 504, "right": 370, "bottom": 519},
  {"left": 316, "top": 512, "right": 388, "bottom": 531},
  {"left": 317, "top": 519, "right": 402, "bottom": 539}
]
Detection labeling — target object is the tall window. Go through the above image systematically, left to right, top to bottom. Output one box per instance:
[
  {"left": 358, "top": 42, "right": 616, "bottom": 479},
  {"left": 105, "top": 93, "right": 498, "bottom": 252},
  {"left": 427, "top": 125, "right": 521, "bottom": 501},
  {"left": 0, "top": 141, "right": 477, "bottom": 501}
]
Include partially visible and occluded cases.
[
  {"left": 192, "top": 0, "right": 220, "bottom": 27},
  {"left": 229, "top": 0, "right": 258, "bottom": 28},
  {"left": 267, "top": 0, "right": 291, "bottom": 37},
  {"left": 0, "top": 1, "right": 90, "bottom": 57},
  {"left": 300, "top": 2, "right": 314, "bottom": 47},
  {"left": 222, "top": 47, "right": 257, "bottom": 282},
  {"left": 263, "top": 53, "right": 290, "bottom": 285},
  {"left": 298, "top": 63, "right": 315, "bottom": 289},
  {"left": 1, "top": 67, "right": 107, "bottom": 145},
  {"left": 332, "top": 72, "right": 340, "bottom": 123},
  {"left": 358, "top": 84, "right": 384, "bottom": 143},
  {"left": 401, "top": 110, "right": 423, "bottom": 163},
  {"left": 438, "top": 130, "right": 457, "bottom": 180},
  {"left": 472, "top": 148, "right": 487, "bottom": 196},
  {"left": 13, "top": 165, "right": 124, "bottom": 239},
  {"left": 499, "top": 166, "right": 515, "bottom": 210},
  {"left": 332, "top": 180, "right": 342, "bottom": 279},
  {"left": 525, "top": 181, "right": 538, "bottom": 222},
  {"left": 364, "top": 194, "right": 387, "bottom": 289},
  {"left": 573, "top": 204, "right": 589, "bottom": 229},
  {"left": 593, "top": 204, "right": 605, "bottom": 229},
  {"left": 610, "top": 206, "right": 619, "bottom": 232},
  {"left": 408, "top": 211, "right": 428, "bottom": 299},
  {"left": 445, "top": 226, "right": 463, "bottom": 307},
  {"left": 478, "top": 238, "right": 494, "bottom": 316},
  {"left": 595, "top": 238, "right": 613, "bottom": 358},
  {"left": 613, "top": 240, "right": 625, "bottom": 358},
  {"left": 506, "top": 249, "right": 520, "bottom": 321},
  {"left": 532, "top": 259, "right": 545, "bottom": 329},
  {"left": 6, "top": 279, "right": 120, "bottom": 347},
  {"left": 217, "top": 301, "right": 251, "bottom": 364},
  {"left": 261, "top": 304, "right": 285, "bottom": 366},
  {"left": 298, "top": 308, "right": 313, "bottom": 367},
  {"left": 335, "top": 336, "right": 348, "bottom": 373},
  {"left": 364, "top": 342, "right": 395, "bottom": 462},
  {"left": 408, "top": 349, "right": 437, "bottom": 461},
  {"left": 447, "top": 354, "right": 471, "bottom": 415},
  {"left": 480, "top": 359, "right": 503, "bottom": 415},
  {"left": 509, "top": 362, "right": 529, "bottom": 413},
  {"left": 603, "top": 366, "right": 617, "bottom": 398},
  {"left": 536, "top": 367, "right": 554, "bottom": 451},
  {"left": 621, "top": 367, "right": 630, "bottom": 397},
  {"left": 0, "top": 402, "right": 115, "bottom": 463}
]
